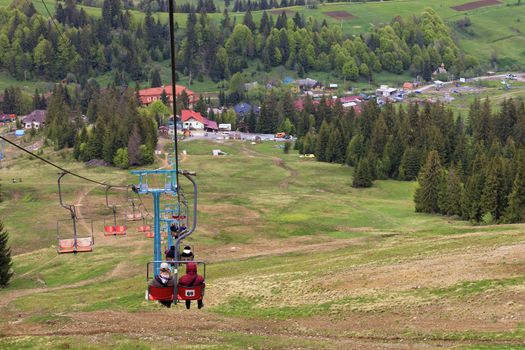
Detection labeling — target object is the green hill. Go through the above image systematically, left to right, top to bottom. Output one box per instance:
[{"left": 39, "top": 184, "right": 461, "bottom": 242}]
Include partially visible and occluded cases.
[
  {"left": 3, "top": 0, "right": 525, "bottom": 95},
  {"left": 0, "top": 140, "right": 524, "bottom": 348}
]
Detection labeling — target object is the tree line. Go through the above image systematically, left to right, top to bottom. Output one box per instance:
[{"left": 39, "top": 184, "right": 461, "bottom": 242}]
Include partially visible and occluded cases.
[
  {"left": 0, "top": 0, "right": 168, "bottom": 82},
  {"left": 0, "top": 1, "right": 479, "bottom": 86},
  {"left": 178, "top": 7, "right": 479, "bottom": 82},
  {"left": 43, "top": 82, "right": 157, "bottom": 169},
  {"left": 185, "top": 84, "right": 525, "bottom": 224},
  {"left": 282, "top": 94, "right": 525, "bottom": 224}
]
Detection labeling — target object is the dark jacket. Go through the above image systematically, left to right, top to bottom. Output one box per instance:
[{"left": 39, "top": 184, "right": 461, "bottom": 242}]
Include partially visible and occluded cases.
[
  {"left": 165, "top": 246, "right": 175, "bottom": 259},
  {"left": 180, "top": 251, "right": 194, "bottom": 261},
  {"left": 178, "top": 262, "right": 205, "bottom": 286},
  {"left": 150, "top": 274, "right": 174, "bottom": 288}
]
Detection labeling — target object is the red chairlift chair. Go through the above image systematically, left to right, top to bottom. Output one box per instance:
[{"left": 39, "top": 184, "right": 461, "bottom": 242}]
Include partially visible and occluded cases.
[{"left": 104, "top": 186, "right": 127, "bottom": 236}]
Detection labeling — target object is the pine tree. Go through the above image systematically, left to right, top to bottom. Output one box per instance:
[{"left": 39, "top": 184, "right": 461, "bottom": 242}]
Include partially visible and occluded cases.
[
  {"left": 242, "top": 9, "right": 256, "bottom": 31},
  {"left": 151, "top": 68, "right": 162, "bottom": 87},
  {"left": 46, "top": 85, "right": 74, "bottom": 149},
  {"left": 160, "top": 89, "right": 169, "bottom": 106},
  {"left": 247, "top": 108, "right": 257, "bottom": 133},
  {"left": 370, "top": 115, "right": 388, "bottom": 156},
  {"left": 315, "top": 120, "right": 330, "bottom": 162},
  {"left": 128, "top": 125, "right": 141, "bottom": 165},
  {"left": 325, "top": 127, "right": 344, "bottom": 163},
  {"left": 302, "top": 129, "right": 317, "bottom": 154},
  {"left": 345, "top": 134, "right": 364, "bottom": 166},
  {"left": 399, "top": 147, "right": 421, "bottom": 181},
  {"left": 414, "top": 150, "right": 445, "bottom": 213},
  {"left": 352, "top": 157, "right": 373, "bottom": 188},
  {"left": 480, "top": 157, "right": 507, "bottom": 222},
  {"left": 503, "top": 158, "right": 525, "bottom": 223},
  {"left": 438, "top": 165, "right": 464, "bottom": 216},
  {"left": 463, "top": 176, "right": 483, "bottom": 222},
  {"left": 0, "top": 221, "right": 13, "bottom": 287}
]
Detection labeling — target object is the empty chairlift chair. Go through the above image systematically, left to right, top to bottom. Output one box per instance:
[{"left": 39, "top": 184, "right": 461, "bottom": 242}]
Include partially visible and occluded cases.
[
  {"left": 56, "top": 173, "right": 95, "bottom": 254},
  {"left": 103, "top": 186, "right": 127, "bottom": 236}
]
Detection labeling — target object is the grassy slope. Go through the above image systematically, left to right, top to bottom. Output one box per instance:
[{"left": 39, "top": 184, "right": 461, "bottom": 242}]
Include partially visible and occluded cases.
[{"left": 0, "top": 139, "right": 524, "bottom": 348}]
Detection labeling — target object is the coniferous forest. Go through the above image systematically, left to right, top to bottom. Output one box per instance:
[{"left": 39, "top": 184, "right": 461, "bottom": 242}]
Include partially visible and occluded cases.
[
  {"left": 0, "top": 0, "right": 479, "bottom": 83},
  {"left": 291, "top": 96, "right": 525, "bottom": 224}
]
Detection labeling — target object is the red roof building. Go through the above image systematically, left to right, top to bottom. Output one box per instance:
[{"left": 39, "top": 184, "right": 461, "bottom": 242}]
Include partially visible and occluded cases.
[
  {"left": 138, "top": 85, "right": 197, "bottom": 106},
  {"left": 339, "top": 96, "right": 362, "bottom": 104},
  {"left": 181, "top": 110, "right": 217, "bottom": 131}
]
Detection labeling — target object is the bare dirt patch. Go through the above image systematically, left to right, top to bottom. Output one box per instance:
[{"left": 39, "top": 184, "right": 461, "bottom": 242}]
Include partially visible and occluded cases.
[
  {"left": 451, "top": 0, "right": 501, "bottom": 11},
  {"left": 324, "top": 11, "right": 358, "bottom": 20},
  {"left": 325, "top": 243, "right": 525, "bottom": 294}
]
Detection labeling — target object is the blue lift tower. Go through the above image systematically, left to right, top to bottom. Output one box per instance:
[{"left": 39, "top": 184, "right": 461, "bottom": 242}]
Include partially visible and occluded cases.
[{"left": 130, "top": 169, "right": 197, "bottom": 276}]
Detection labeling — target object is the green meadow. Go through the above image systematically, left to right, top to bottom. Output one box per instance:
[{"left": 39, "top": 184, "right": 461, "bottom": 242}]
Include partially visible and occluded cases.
[{"left": 0, "top": 139, "right": 524, "bottom": 348}]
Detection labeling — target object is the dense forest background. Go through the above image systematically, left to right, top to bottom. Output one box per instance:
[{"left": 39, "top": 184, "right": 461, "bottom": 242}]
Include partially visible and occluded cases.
[{"left": 0, "top": 0, "right": 479, "bottom": 84}]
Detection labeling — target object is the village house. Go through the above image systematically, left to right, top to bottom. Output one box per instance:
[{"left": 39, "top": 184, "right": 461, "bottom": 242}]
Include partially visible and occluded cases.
[
  {"left": 296, "top": 78, "right": 323, "bottom": 91},
  {"left": 403, "top": 82, "right": 415, "bottom": 91},
  {"left": 327, "top": 83, "right": 338, "bottom": 92},
  {"left": 138, "top": 85, "right": 197, "bottom": 107},
  {"left": 376, "top": 85, "right": 398, "bottom": 98},
  {"left": 339, "top": 96, "right": 363, "bottom": 113},
  {"left": 21, "top": 110, "right": 46, "bottom": 129},
  {"left": 181, "top": 110, "right": 217, "bottom": 133},
  {"left": 0, "top": 114, "right": 16, "bottom": 126}
]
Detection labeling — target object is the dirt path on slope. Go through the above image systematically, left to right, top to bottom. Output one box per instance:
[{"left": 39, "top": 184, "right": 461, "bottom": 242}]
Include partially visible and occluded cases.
[
  {"left": 239, "top": 143, "right": 298, "bottom": 190},
  {"left": 273, "top": 157, "right": 298, "bottom": 190},
  {"left": 3, "top": 307, "right": 525, "bottom": 349}
]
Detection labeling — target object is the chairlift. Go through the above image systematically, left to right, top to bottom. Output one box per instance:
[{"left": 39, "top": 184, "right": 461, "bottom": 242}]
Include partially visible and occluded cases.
[
  {"left": 131, "top": 169, "right": 197, "bottom": 273},
  {"left": 56, "top": 173, "right": 94, "bottom": 254},
  {"left": 103, "top": 186, "right": 127, "bottom": 236},
  {"left": 126, "top": 195, "right": 143, "bottom": 221},
  {"left": 138, "top": 216, "right": 152, "bottom": 233},
  {"left": 146, "top": 260, "right": 206, "bottom": 306}
]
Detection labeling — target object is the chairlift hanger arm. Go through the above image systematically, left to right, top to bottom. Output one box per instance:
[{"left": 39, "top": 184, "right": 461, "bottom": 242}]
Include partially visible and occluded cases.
[
  {"left": 57, "top": 172, "right": 75, "bottom": 218},
  {"left": 175, "top": 172, "right": 198, "bottom": 259}
]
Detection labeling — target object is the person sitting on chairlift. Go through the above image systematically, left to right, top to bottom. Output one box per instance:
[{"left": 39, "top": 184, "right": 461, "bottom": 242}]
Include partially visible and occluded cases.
[
  {"left": 170, "top": 223, "right": 179, "bottom": 239},
  {"left": 165, "top": 245, "right": 176, "bottom": 264},
  {"left": 180, "top": 245, "right": 194, "bottom": 261},
  {"left": 149, "top": 262, "right": 174, "bottom": 308},
  {"left": 178, "top": 262, "right": 205, "bottom": 309}
]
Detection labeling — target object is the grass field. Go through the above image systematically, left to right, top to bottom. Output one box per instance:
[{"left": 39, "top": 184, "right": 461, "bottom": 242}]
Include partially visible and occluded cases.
[{"left": 0, "top": 138, "right": 524, "bottom": 349}]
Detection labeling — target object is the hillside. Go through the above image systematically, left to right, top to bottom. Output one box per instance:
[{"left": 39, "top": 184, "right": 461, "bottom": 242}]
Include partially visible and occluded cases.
[
  {"left": 2, "top": 0, "right": 525, "bottom": 95},
  {"left": 0, "top": 140, "right": 524, "bottom": 349}
]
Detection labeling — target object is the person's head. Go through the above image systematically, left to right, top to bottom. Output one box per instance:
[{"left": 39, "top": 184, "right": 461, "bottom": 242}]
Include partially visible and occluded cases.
[
  {"left": 181, "top": 245, "right": 194, "bottom": 261},
  {"left": 159, "top": 262, "right": 171, "bottom": 277},
  {"left": 186, "top": 262, "right": 197, "bottom": 275}
]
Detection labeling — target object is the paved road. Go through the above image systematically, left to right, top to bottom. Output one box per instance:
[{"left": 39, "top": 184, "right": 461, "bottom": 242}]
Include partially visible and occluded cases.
[
  {"left": 417, "top": 73, "right": 524, "bottom": 92},
  {"left": 181, "top": 132, "right": 291, "bottom": 142}
]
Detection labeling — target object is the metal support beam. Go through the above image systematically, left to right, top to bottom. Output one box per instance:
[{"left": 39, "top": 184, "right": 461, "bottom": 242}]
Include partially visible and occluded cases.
[{"left": 153, "top": 192, "right": 161, "bottom": 275}]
